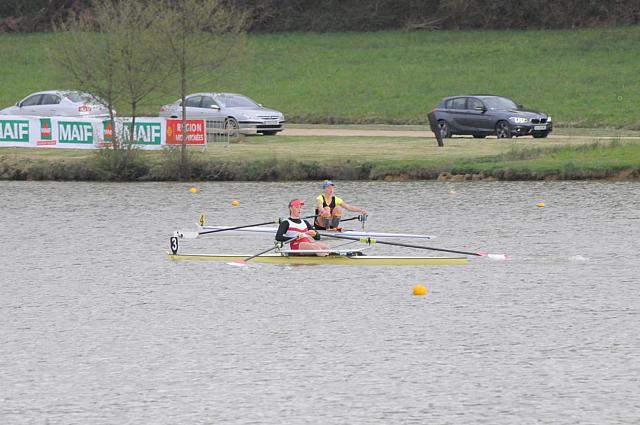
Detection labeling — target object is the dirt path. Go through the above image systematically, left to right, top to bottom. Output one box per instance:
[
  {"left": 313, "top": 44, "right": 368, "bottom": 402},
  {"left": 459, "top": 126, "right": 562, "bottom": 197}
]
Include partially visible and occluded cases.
[
  {"left": 280, "top": 127, "right": 640, "bottom": 139},
  {"left": 280, "top": 128, "right": 432, "bottom": 138}
]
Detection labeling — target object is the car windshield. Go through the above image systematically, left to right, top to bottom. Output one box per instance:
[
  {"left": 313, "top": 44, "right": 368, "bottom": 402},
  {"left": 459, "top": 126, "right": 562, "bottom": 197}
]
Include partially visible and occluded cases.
[
  {"left": 64, "top": 91, "right": 103, "bottom": 105},
  {"left": 215, "top": 94, "right": 258, "bottom": 108},
  {"left": 481, "top": 97, "right": 519, "bottom": 110}
]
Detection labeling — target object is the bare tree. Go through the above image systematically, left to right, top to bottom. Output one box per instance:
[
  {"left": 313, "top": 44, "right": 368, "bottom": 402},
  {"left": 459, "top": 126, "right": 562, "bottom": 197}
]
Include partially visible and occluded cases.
[
  {"left": 54, "top": 0, "right": 173, "bottom": 150},
  {"left": 156, "top": 0, "right": 250, "bottom": 177},
  {"left": 54, "top": 5, "right": 120, "bottom": 146}
]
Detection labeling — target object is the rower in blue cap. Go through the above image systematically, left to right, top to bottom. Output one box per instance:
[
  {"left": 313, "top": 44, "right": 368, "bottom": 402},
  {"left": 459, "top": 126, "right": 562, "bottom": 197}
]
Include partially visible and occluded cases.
[{"left": 314, "top": 180, "right": 368, "bottom": 230}]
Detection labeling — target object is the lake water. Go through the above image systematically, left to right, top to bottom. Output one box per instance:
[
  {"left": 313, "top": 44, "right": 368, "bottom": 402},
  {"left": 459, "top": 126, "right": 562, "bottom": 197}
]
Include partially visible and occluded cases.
[{"left": 1, "top": 180, "right": 639, "bottom": 424}]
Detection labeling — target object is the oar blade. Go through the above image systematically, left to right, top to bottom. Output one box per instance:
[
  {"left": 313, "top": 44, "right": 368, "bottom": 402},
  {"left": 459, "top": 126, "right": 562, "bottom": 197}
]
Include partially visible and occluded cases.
[
  {"left": 477, "top": 253, "right": 508, "bottom": 261},
  {"left": 487, "top": 253, "right": 507, "bottom": 260},
  {"left": 227, "top": 260, "right": 247, "bottom": 267}
]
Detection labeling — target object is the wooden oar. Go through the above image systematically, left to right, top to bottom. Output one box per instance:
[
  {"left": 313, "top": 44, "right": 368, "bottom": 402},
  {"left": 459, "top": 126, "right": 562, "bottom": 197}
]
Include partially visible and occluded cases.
[
  {"left": 178, "top": 214, "right": 319, "bottom": 239},
  {"left": 318, "top": 232, "right": 507, "bottom": 260},
  {"left": 228, "top": 236, "right": 297, "bottom": 267}
]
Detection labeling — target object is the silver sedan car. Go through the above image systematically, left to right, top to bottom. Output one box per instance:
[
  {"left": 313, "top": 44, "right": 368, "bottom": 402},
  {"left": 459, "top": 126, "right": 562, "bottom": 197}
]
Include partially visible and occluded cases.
[
  {"left": 0, "top": 90, "right": 111, "bottom": 118},
  {"left": 159, "top": 92, "right": 285, "bottom": 135}
]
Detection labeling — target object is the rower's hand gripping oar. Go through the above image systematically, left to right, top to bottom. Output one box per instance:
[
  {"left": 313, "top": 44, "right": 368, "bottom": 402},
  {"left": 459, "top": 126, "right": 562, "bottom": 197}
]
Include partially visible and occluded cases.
[
  {"left": 177, "top": 214, "right": 319, "bottom": 239},
  {"left": 316, "top": 214, "right": 368, "bottom": 232},
  {"left": 336, "top": 214, "right": 368, "bottom": 224},
  {"left": 337, "top": 214, "right": 368, "bottom": 230},
  {"left": 318, "top": 232, "right": 507, "bottom": 260},
  {"left": 228, "top": 236, "right": 297, "bottom": 267}
]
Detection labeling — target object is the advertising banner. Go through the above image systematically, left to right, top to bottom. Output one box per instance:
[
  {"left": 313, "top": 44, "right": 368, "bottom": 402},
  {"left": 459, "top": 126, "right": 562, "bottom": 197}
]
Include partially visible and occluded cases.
[
  {"left": 0, "top": 116, "right": 204, "bottom": 150},
  {"left": 0, "top": 117, "right": 32, "bottom": 146},
  {"left": 38, "top": 118, "right": 55, "bottom": 146},
  {"left": 101, "top": 118, "right": 166, "bottom": 150},
  {"left": 165, "top": 119, "right": 206, "bottom": 145},
  {"left": 57, "top": 120, "right": 96, "bottom": 145},
  {"left": 102, "top": 120, "right": 114, "bottom": 147},
  {"left": 123, "top": 120, "right": 163, "bottom": 146}
]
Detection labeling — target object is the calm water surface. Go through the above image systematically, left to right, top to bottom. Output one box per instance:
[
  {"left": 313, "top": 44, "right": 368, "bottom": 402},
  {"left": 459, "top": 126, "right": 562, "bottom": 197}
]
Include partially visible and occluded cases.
[{"left": 1, "top": 181, "right": 639, "bottom": 424}]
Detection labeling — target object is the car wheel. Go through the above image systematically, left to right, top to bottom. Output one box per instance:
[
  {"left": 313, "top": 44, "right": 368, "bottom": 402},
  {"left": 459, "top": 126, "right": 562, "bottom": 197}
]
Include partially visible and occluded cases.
[
  {"left": 224, "top": 117, "right": 239, "bottom": 136},
  {"left": 437, "top": 120, "right": 452, "bottom": 138},
  {"left": 495, "top": 121, "right": 513, "bottom": 138},
  {"left": 259, "top": 131, "right": 278, "bottom": 136},
  {"left": 532, "top": 132, "right": 548, "bottom": 139},
  {"left": 472, "top": 134, "right": 486, "bottom": 139}
]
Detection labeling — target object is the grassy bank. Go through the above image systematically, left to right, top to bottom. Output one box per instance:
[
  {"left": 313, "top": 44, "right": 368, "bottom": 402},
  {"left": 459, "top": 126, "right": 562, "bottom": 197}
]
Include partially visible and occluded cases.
[
  {"left": 1, "top": 27, "right": 639, "bottom": 128},
  {"left": 2, "top": 130, "right": 639, "bottom": 181}
]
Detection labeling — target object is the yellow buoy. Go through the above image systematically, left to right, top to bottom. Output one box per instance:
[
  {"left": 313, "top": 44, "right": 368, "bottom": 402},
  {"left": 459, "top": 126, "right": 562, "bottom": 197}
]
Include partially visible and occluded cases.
[
  {"left": 188, "top": 187, "right": 198, "bottom": 193},
  {"left": 231, "top": 200, "right": 240, "bottom": 206},
  {"left": 536, "top": 202, "right": 545, "bottom": 208},
  {"left": 413, "top": 284, "right": 427, "bottom": 296}
]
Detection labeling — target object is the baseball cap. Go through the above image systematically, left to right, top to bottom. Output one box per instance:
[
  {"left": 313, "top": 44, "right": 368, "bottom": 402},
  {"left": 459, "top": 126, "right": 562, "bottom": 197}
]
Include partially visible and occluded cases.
[
  {"left": 322, "top": 180, "right": 334, "bottom": 189},
  {"left": 288, "top": 199, "right": 304, "bottom": 207}
]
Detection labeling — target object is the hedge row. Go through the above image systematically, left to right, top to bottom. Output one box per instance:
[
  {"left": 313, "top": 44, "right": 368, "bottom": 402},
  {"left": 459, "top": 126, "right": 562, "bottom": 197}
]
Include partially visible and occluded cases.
[{"left": 2, "top": 0, "right": 639, "bottom": 33}]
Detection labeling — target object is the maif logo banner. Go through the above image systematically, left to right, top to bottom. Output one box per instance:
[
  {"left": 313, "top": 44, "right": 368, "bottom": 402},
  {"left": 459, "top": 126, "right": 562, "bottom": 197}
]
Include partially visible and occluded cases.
[
  {"left": 38, "top": 118, "right": 56, "bottom": 146},
  {"left": 0, "top": 119, "right": 30, "bottom": 143},
  {"left": 58, "top": 121, "right": 94, "bottom": 144}
]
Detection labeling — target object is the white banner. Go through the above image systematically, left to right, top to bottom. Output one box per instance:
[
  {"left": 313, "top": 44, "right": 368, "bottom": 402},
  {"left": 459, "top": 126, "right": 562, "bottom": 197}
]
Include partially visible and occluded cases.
[{"left": 0, "top": 115, "right": 206, "bottom": 150}]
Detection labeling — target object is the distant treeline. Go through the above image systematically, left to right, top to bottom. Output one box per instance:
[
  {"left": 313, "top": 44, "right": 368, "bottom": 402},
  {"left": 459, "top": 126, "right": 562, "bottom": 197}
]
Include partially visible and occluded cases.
[{"left": 2, "top": 0, "right": 639, "bottom": 32}]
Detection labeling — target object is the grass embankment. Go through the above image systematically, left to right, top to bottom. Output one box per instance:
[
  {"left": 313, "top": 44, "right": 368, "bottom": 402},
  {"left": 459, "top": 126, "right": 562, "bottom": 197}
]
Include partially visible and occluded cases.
[
  {"left": 1, "top": 27, "right": 639, "bottom": 128},
  {"left": 1, "top": 129, "right": 639, "bottom": 181}
]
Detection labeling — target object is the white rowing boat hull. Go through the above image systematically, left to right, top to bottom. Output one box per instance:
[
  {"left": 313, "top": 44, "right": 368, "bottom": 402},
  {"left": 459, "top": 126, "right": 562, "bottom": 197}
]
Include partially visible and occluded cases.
[{"left": 167, "top": 252, "right": 467, "bottom": 266}]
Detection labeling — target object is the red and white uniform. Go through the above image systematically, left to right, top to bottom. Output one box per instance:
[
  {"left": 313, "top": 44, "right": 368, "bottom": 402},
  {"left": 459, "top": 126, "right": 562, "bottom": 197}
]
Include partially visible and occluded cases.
[{"left": 275, "top": 218, "right": 314, "bottom": 250}]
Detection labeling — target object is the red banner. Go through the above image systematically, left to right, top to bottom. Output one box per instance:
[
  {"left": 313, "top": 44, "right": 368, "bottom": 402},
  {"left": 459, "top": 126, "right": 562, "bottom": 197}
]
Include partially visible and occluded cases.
[{"left": 166, "top": 119, "right": 205, "bottom": 145}]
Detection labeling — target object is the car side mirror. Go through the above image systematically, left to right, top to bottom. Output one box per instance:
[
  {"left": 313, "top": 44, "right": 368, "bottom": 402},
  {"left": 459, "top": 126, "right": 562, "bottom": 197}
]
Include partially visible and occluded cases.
[
  {"left": 16, "top": 102, "right": 21, "bottom": 107},
  {"left": 210, "top": 105, "right": 220, "bottom": 110},
  {"left": 474, "top": 105, "right": 486, "bottom": 112}
]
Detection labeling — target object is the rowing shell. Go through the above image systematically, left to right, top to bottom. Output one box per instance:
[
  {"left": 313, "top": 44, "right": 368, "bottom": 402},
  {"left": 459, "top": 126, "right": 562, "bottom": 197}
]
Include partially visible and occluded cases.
[
  {"left": 196, "top": 225, "right": 435, "bottom": 240},
  {"left": 166, "top": 252, "right": 467, "bottom": 265}
]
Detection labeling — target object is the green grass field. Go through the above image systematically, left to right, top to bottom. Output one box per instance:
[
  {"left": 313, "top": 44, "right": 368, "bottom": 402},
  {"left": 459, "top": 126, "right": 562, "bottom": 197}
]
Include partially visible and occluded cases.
[{"left": 1, "top": 27, "right": 639, "bottom": 128}]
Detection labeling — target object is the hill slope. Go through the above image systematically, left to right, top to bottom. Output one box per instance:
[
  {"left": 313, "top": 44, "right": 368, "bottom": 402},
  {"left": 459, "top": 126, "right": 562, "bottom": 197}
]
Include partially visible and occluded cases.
[{"left": 0, "top": 27, "right": 638, "bottom": 128}]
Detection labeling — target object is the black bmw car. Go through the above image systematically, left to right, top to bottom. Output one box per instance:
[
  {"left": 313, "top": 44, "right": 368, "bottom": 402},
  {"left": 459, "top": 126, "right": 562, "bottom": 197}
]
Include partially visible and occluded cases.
[{"left": 432, "top": 95, "right": 552, "bottom": 139}]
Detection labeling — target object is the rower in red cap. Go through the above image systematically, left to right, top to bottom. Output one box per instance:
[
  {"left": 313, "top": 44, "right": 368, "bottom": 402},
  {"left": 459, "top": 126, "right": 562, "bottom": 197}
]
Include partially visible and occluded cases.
[
  {"left": 315, "top": 180, "right": 368, "bottom": 230},
  {"left": 275, "top": 198, "right": 330, "bottom": 255}
]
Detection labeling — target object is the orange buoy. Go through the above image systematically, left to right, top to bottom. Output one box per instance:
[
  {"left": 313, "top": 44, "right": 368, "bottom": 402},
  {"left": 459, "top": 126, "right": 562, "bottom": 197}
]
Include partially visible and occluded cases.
[{"left": 413, "top": 284, "right": 427, "bottom": 296}]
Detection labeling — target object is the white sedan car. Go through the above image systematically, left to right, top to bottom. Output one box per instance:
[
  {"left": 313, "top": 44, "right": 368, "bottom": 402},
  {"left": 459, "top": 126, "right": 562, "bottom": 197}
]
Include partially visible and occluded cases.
[
  {"left": 0, "top": 90, "right": 111, "bottom": 118},
  {"left": 159, "top": 92, "right": 285, "bottom": 135}
]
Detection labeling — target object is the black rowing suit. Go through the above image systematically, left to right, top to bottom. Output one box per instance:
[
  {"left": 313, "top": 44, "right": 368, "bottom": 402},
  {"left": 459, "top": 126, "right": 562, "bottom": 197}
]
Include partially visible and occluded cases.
[{"left": 315, "top": 194, "right": 343, "bottom": 230}]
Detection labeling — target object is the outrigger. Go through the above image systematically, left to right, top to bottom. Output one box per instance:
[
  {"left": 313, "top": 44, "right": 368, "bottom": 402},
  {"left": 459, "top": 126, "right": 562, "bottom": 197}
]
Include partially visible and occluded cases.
[{"left": 165, "top": 214, "right": 504, "bottom": 266}]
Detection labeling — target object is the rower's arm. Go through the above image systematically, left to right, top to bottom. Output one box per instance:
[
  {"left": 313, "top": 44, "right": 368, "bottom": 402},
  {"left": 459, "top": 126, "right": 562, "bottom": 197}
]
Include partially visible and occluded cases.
[
  {"left": 315, "top": 196, "right": 325, "bottom": 213},
  {"left": 340, "top": 201, "right": 368, "bottom": 215},
  {"left": 305, "top": 220, "right": 321, "bottom": 240},
  {"left": 275, "top": 221, "right": 290, "bottom": 242}
]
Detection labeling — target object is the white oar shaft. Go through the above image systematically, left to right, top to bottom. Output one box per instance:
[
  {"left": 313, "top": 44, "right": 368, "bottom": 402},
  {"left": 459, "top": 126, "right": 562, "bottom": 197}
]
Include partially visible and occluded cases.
[
  {"left": 319, "top": 231, "right": 505, "bottom": 259},
  {"left": 231, "top": 236, "right": 297, "bottom": 266}
]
